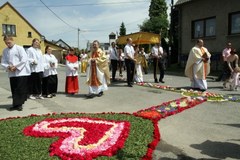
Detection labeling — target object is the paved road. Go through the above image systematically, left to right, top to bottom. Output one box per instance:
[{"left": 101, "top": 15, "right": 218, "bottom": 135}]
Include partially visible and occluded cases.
[{"left": 0, "top": 65, "right": 239, "bottom": 160}]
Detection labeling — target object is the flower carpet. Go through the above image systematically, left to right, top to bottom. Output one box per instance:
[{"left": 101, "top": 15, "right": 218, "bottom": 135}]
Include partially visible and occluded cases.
[
  {"left": 0, "top": 82, "right": 239, "bottom": 160},
  {"left": 137, "top": 82, "right": 240, "bottom": 102},
  {"left": 0, "top": 113, "right": 158, "bottom": 160}
]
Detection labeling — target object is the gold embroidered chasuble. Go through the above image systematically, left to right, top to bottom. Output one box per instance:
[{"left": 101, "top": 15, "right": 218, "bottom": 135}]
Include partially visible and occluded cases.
[{"left": 86, "top": 48, "right": 110, "bottom": 86}]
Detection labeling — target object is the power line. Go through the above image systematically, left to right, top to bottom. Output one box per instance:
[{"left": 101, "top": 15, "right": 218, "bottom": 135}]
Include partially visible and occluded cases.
[
  {"left": 18, "top": 0, "right": 147, "bottom": 33},
  {"left": 39, "top": 0, "right": 77, "bottom": 30},
  {"left": 16, "top": 1, "right": 148, "bottom": 8},
  {"left": 79, "top": 17, "right": 145, "bottom": 32},
  {"left": 47, "top": 29, "right": 76, "bottom": 37},
  {"left": 80, "top": 33, "right": 89, "bottom": 42}
]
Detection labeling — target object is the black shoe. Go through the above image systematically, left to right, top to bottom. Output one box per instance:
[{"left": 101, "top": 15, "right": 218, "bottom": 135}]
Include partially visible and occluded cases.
[
  {"left": 215, "top": 78, "right": 221, "bottom": 82},
  {"left": 112, "top": 79, "right": 117, "bottom": 82},
  {"left": 154, "top": 79, "right": 158, "bottom": 83},
  {"left": 159, "top": 80, "right": 165, "bottom": 83},
  {"left": 127, "top": 84, "right": 133, "bottom": 87},
  {"left": 193, "top": 88, "right": 204, "bottom": 91},
  {"left": 97, "top": 91, "right": 103, "bottom": 97},
  {"left": 86, "top": 94, "right": 95, "bottom": 99},
  {"left": 8, "top": 105, "right": 22, "bottom": 111},
  {"left": 8, "top": 106, "right": 18, "bottom": 111},
  {"left": 17, "top": 106, "right": 23, "bottom": 111}
]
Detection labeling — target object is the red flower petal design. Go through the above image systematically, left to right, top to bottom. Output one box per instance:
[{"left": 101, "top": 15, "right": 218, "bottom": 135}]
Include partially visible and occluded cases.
[{"left": 23, "top": 117, "right": 130, "bottom": 159}]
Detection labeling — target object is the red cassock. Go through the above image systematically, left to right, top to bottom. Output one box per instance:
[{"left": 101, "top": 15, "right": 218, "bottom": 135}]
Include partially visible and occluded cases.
[{"left": 65, "top": 54, "right": 79, "bottom": 94}]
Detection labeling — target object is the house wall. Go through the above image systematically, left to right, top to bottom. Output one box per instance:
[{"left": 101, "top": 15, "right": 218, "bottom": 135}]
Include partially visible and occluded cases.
[
  {"left": 178, "top": 0, "right": 240, "bottom": 55},
  {"left": 0, "top": 3, "right": 66, "bottom": 64},
  {"left": 0, "top": 4, "right": 43, "bottom": 55},
  {"left": 44, "top": 41, "right": 66, "bottom": 64},
  {"left": 55, "top": 41, "right": 70, "bottom": 49}
]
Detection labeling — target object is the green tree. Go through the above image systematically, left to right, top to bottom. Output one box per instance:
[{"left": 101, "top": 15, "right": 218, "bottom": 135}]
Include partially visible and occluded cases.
[
  {"left": 139, "top": 0, "right": 169, "bottom": 37},
  {"left": 119, "top": 22, "right": 126, "bottom": 36}
]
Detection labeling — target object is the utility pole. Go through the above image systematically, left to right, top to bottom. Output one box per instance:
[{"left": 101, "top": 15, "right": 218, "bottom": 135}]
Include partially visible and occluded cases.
[{"left": 78, "top": 28, "right": 80, "bottom": 50}]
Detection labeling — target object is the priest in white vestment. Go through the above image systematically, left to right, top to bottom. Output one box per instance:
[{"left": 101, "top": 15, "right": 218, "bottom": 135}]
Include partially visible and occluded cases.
[{"left": 185, "top": 39, "right": 211, "bottom": 91}]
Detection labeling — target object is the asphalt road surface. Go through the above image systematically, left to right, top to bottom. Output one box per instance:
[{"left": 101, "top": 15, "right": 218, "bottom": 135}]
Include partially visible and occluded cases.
[{"left": 0, "top": 65, "right": 239, "bottom": 160}]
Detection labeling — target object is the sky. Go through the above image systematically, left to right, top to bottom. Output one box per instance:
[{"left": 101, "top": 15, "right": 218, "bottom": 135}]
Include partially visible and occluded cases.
[{"left": 0, "top": 0, "right": 173, "bottom": 49}]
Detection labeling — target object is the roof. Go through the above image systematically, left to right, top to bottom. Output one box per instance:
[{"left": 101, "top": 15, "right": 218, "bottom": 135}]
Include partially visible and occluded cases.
[
  {"left": 175, "top": 0, "right": 192, "bottom": 6},
  {"left": 0, "top": 2, "right": 42, "bottom": 37},
  {"left": 109, "top": 32, "right": 116, "bottom": 36},
  {"left": 117, "top": 32, "right": 160, "bottom": 45},
  {"left": 44, "top": 39, "right": 66, "bottom": 50},
  {"left": 55, "top": 39, "right": 71, "bottom": 48}
]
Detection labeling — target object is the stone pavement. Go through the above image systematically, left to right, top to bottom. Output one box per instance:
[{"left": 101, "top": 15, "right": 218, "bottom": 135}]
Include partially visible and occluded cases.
[{"left": 0, "top": 66, "right": 239, "bottom": 160}]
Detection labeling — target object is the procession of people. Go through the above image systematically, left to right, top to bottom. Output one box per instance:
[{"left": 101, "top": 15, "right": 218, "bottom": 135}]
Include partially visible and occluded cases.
[{"left": 1, "top": 35, "right": 239, "bottom": 111}]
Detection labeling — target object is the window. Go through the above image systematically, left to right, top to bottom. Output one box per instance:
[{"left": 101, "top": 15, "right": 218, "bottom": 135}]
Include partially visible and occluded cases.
[
  {"left": 229, "top": 11, "right": 240, "bottom": 35},
  {"left": 192, "top": 17, "right": 216, "bottom": 38},
  {"left": 205, "top": 18, "right": 216, "bottom": 36},
  {"left": 193, "top": 20, "right": 204, "bottom": 38},
  {"left": 2, "top": 24, "right": 16, "bottom": 36},
  {"left": 28, "top": 32, "right": 32, "bottom": 38}
]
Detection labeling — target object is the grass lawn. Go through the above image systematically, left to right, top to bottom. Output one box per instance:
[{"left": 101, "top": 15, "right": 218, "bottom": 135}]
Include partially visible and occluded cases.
[{"left": 0, "top": 113, "right": 158, "bottom": 160}]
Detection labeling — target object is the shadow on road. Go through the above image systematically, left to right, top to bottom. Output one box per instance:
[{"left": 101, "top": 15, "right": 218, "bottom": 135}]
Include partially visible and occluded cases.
[
  {"left": 0, "top": 104, "right": 12, "bottom": 110},
  {"left": 215, "top": 123, "right": 240, "bottom": 129},
  {"left": 191, "top": 140, "right": 240, "bottom": 159},
  {"left": 158, "top": 156, "right": 218, "bottom": 160}
]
